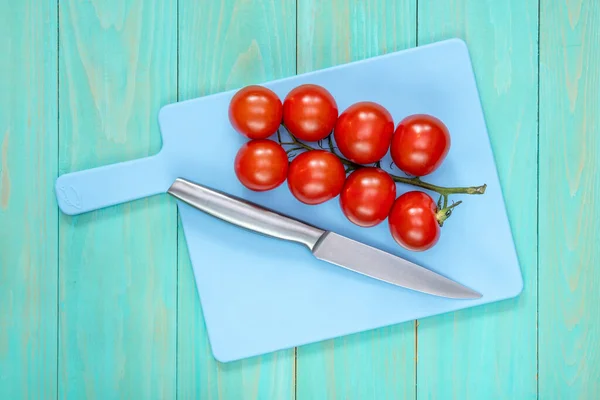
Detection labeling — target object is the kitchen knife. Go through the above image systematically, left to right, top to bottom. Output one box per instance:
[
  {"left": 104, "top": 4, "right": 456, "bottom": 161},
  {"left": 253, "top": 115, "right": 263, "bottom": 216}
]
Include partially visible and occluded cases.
[{"left": 168, "top": 178, "right": 482, "bottom": 299}]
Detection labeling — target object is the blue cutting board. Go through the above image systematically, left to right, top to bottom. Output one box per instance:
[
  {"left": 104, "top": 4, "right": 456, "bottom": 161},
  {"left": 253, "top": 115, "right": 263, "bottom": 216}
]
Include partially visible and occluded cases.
[{"left": 55, "top": 38, "right": 523, "bottom": 362}]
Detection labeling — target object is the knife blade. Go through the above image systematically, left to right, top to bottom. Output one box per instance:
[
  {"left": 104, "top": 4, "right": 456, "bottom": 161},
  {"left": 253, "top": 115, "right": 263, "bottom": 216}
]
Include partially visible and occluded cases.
[{"left": 167, "top": 177, "right": 481, "bottom": 299}]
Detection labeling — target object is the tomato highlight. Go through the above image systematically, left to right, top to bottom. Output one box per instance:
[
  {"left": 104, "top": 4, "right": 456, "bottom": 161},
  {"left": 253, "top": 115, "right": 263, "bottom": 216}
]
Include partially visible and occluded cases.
[
  {"left": 282, "top": 84, "right": 338, "bottom": 142},
  {"left": 228, "top": 85, "right": 282, "bottom": 139},
  {"left": 334, "top": 101, "right": 394, "bottom": 164},
  {"left": 390, "top": 114, "right": 451, "bottom": 177},
  {"left": 234, "top": 139, "right": 289, "bottom": 191},
  {"left": 287, "top": 150, "right": 346, "bottom": 205},
  {"left": 339, "top": 168, "right": 396, "bottom": 227},
  {"left": 388, "top": 191, "right": 440, "bottom": 251}
]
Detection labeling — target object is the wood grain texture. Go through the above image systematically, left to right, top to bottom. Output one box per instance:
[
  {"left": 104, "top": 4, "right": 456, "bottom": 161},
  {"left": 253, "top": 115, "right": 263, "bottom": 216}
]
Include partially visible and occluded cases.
[
  {"left": 6, "top": 0, "right": 600, "bottom": 396},
  {"left": 58, "top": 0, "right": 178, "bottom": 398},
  {"left": 176, "top": 0, "right": 296, "bottom": 398},
  {"left": 416, "top": 0, "right": 539, "bottom": 398},
  {"left": 539, "top": 0, "right": 600, "bottom": 397},
  {"left": 0, "top": 1, "right": 58, "bottom": 398},
  {"left": 295, "top": 1, "right": 417, "bottom": 398}
]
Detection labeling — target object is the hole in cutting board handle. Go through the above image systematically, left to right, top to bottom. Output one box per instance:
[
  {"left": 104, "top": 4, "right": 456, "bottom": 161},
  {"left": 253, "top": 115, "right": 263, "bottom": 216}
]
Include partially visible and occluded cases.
[{"left": 55, "top": 153, "right": 172, "bottom": 215}]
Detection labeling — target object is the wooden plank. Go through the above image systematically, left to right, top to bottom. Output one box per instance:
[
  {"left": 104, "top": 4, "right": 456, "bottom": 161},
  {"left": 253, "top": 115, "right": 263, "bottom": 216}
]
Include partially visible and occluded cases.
[
  {"left": 0, "top": 0, "right": 58, "bottom": 398},
  {"left": 176, "top": 0, "right": 296, "bottom": 398},
  {"left": 416, "top": 0, "right": 539, "bottom": 398},
  {"left": 58, "top": 1, "right": 178, "bottom": 398},
  {"left": 295, "top": 1, "right": 417, "bottom": 398},
  {"left": 539, "top": 1, "right": 600, "bottom": 397}
]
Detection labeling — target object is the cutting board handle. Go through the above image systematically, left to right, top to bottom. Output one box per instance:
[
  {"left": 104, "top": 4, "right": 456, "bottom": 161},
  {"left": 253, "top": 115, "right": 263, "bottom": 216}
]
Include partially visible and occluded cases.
[{"left": 55, "top": 153, "right": 170, "bottom": 215}]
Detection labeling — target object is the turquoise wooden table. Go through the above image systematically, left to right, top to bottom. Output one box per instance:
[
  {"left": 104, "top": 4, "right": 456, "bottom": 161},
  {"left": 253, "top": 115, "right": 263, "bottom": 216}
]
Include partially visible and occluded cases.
[{"left": 1, "top": 0, "right": 598, "bottom": 398}]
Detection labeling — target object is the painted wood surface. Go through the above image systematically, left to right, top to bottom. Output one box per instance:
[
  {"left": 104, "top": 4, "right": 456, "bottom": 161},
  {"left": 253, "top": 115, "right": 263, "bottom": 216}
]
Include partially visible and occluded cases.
[
  {"left": 2, "top": 0, "right": 600, "bottom": 398},
  {"left": 176, "top": 0, "right": 296, "bottom": 398},
  {"left": 416, "top": 0, "right": 539, "bottom": 398},
  {"left": 539, "top": 0, "right": 600, "bottom": 397},
  {"left": 0, "top": 1, "right": 58, "bottom": 398},
  {"left": 58, "top": 1, "right": 178, "bottom": 398},
  {"left": 295, "top": 1, "right": 417, "bottom": 399}
]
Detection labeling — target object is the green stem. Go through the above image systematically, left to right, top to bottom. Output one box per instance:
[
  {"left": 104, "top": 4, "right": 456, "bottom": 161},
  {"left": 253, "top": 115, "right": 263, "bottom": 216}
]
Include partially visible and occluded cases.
[
  {"left": 277, "top": 131, "right": 487, "bottom": 197},
  {"left": 284, "top": 132, "right": 357, "bottom": 167},
  {"left": 327, "top": 135, "right": 337, "bottom": 155},
  {"left": 285, "top": 146, "right": 306, "bottom": 156},
  {"left": 393, "top": 176, "right": 487, "bottom": 196},
  {"left": 436, "top": 200, "right": 463, "bottom": 226}
]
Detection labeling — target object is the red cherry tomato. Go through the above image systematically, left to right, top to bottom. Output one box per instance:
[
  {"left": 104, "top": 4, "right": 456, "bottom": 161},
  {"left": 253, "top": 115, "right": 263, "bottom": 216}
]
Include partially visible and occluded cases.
[
  {"left": 282, "top": 84, "right": 338, "bottom": 142},
  {"left": 228, "top": 85, "right": 282, "bottom": 139},
  {"left": 333, "top": 101, "right": 394, "bottom": 164},
  {"left": 390, "top": 114, "right": 451, "bottom": 176},
  {"left": 234, "top": 139, "right": 288, "bottom": 191},
  {"left": 287, "top": 150, "right": 346, "bottom": 205},
  {"left": 339, "top": 168, "right": 396, "bottom": 227},
  {"left": 388, "top": 191, "right": 440, "bottom": 251}
]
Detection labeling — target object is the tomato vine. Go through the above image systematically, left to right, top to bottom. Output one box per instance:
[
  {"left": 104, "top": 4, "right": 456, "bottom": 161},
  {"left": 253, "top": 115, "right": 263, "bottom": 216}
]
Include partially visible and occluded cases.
[
  {"left": 230, "top": 82, "right": 489, "bottom": 251},
  {"left": 277, "top": 127, "right": 487, "bottom": 199}
]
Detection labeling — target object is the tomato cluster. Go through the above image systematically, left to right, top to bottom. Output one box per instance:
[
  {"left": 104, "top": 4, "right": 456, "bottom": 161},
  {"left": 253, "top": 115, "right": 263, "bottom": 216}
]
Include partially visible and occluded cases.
[{"left": 229, "top": 83, "right": 454, "bottom": 251}]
